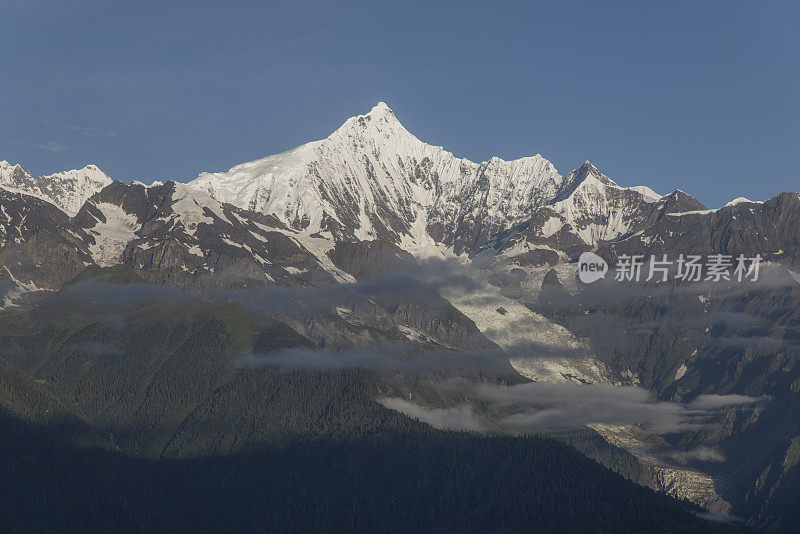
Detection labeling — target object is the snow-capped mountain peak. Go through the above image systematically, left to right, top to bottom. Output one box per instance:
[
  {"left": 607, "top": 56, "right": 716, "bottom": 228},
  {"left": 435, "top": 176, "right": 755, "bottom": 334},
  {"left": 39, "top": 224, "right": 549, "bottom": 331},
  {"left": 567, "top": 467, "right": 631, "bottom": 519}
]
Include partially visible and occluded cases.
[
  {"left": 334, "top": 101, "right": 401, "bottom": 130},
  {"left": 372, "top": 101, "right": 392, "bottom": 113},
  {"left": 187, "top": 102, "right": 569, "bottom": 254},
  {"left": 185, "top": 103, "right": 681, "bottom": 255},
  {"left": 2, "top": 104, "right": 683, "bottom": 260},
  {"left": 0, "top": 160, "right": 22, "bottom": 174},
  {"left": 0, "top": 161, "right": 30, "bottom": 188},
  {"left": 551, "top": 161, "right": 614, "bottom": 203},
  {"left": 553, "top": 161, "right": 662, "bottom": 205},
  {"left": 0, "top": 162, "right": 112, "bottom": 217},
  {"left": 37, "top": 165, "right": 113, "bottom": 216},
  {"left": 725, "top": 196, "right": 762, "bottom": 207}
]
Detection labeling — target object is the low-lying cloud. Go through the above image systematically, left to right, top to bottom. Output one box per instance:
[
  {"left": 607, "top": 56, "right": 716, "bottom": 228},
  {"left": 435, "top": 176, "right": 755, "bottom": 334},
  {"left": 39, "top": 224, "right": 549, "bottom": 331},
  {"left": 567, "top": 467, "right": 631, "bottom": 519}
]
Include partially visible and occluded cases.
[
  {"left": 377, "top": 381, "right": 766, "bottom": 435},
  {"left": 475, "top": 382, "right": 696, "bottom": 433},
  {"left": 377, "top": 398, "right": 487, "bottom": 432},
  {"left": 672, "top": 446, "right": 726, "bottom": 463}
]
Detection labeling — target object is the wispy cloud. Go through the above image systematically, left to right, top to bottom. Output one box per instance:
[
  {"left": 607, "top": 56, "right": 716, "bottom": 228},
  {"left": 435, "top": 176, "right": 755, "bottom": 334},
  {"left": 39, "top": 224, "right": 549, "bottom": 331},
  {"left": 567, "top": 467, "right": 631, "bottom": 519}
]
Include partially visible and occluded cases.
[
  {"left": 42, "top": 119, "right": 120, "bottom": 139},
  {"left": 64, "top": 124, "right": 119, "bottom": 138},
  {"left": 37, "top": 140, "right": 67, "bottom": 153},
  {"left": 242, "top": 340, "right": 767, "bottom": 435},
  {"left": 377, "top": 381, "right": 766, "bottom": 435},
  {"left": 472, "top": 382, "right": 765, "bottom": 433},
  {"left": 475, "top": 382, "right": 689, "bottom": 432},
  {"left": 377, "top": 398, "right": 488, "bottom": 432},
  {"left": 672, "top": 446, "right": 726, "bottom": 463}
]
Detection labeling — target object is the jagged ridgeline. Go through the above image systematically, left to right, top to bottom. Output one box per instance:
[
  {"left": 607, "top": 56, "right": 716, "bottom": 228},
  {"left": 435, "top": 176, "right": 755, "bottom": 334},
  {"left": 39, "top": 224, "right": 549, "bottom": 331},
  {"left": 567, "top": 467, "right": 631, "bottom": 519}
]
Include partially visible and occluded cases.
[{"left": 2, "top": 102, "right": 800, "bottom": 531}]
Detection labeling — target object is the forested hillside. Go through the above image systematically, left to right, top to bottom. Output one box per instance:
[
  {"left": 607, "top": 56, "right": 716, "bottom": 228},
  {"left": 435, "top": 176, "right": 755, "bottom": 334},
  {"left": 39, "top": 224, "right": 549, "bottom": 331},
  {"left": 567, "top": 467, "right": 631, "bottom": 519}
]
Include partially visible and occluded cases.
[{"left": 0, "top": 281, "right": 740, "bottom": 533}]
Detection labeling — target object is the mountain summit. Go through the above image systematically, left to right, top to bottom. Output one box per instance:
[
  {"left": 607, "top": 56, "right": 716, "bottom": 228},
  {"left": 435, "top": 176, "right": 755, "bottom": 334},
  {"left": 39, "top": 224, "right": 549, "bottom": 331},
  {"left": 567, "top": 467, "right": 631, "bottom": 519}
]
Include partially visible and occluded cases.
[
  {"left": 0, "top": 103, "right": 691, "bottom": 256},
  {"left": 187, "top": 103, "right": 662, "bottom": 254},
  {"left": 0, "top": 161, "right": 111, "bottom": 216}
]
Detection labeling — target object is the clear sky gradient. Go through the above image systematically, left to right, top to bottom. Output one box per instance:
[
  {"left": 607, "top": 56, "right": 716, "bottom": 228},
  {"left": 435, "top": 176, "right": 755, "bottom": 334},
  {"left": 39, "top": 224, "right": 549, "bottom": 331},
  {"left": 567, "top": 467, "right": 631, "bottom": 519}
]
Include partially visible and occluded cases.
[{"left": 1, "top": 0, "right": 798, "bottom": 207}]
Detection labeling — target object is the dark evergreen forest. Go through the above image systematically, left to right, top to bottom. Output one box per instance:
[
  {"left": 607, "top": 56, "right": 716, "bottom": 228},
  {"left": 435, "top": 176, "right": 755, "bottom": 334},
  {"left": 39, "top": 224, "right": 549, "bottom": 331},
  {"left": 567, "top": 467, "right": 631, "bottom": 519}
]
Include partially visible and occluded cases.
[{"left": 0, "top": 287, "right": 742, "bottom": 533}]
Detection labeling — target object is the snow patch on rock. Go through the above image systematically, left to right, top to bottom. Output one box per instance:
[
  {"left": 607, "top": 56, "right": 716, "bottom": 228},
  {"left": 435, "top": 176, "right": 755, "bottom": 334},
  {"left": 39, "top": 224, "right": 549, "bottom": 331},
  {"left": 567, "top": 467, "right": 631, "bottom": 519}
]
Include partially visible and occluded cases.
[{"left": 87, "top": 202, "right": 141, "bottom": 266}]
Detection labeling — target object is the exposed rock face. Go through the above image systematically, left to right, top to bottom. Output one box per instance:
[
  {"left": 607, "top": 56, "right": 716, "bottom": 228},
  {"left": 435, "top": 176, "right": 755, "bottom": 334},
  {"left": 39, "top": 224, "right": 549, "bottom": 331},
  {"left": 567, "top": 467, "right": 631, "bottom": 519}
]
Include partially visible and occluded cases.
[
  {"left": 484, "top": 163, "right": 707, "bottom": 261},
  {"left": 73, "top": 181, "right": 337, "bottom": 291},
  {"left": 0, "top": 188, "right": 92, "bottom": 296},
  {"left": 600, "top": 191, "right": 800, "bottom": 267},
  {"left": 327, "top": 239, "right": 497, "bottom": 351},
  {"left": 327, "top": 240, "right": 416, "bottom": 281},
  {"left": 526, "top": 259, "right": 800, "bottom": 529},
  {"left": 538, "top": 269, "right": 569, "bottom": 310}
]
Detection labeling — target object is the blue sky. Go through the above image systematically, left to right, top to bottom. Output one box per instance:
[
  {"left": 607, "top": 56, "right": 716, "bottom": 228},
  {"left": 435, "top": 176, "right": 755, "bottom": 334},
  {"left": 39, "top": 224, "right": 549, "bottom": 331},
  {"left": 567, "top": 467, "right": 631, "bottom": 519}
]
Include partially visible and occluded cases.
[{"left": 1, "top": 0, "right": 798, "bottom": 207}]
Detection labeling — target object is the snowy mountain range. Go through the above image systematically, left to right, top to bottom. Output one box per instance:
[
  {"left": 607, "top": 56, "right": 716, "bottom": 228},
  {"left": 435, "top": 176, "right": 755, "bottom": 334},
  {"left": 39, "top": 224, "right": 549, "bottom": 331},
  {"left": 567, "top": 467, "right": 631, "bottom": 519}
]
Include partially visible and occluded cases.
[
  {"left": 2, "top": 101, "right": 798, "bottom": 329},
  {"left": 3, "top": 101, "right": 797, "bottom": 304},
  {"left": 0, "top": 102, "right": 717, "bottom": 303},
  {"left": 186, "top": 102, "right": 682, "bottom": 255},
  {"left": 189, "top": 102, "right": 573, "bottom": 254},
  {"left": 1, "top": 103, "right": 692, "bottom": 257},
  {"left": 3, "top": 103, "right": 800, "bottom": 524}
]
